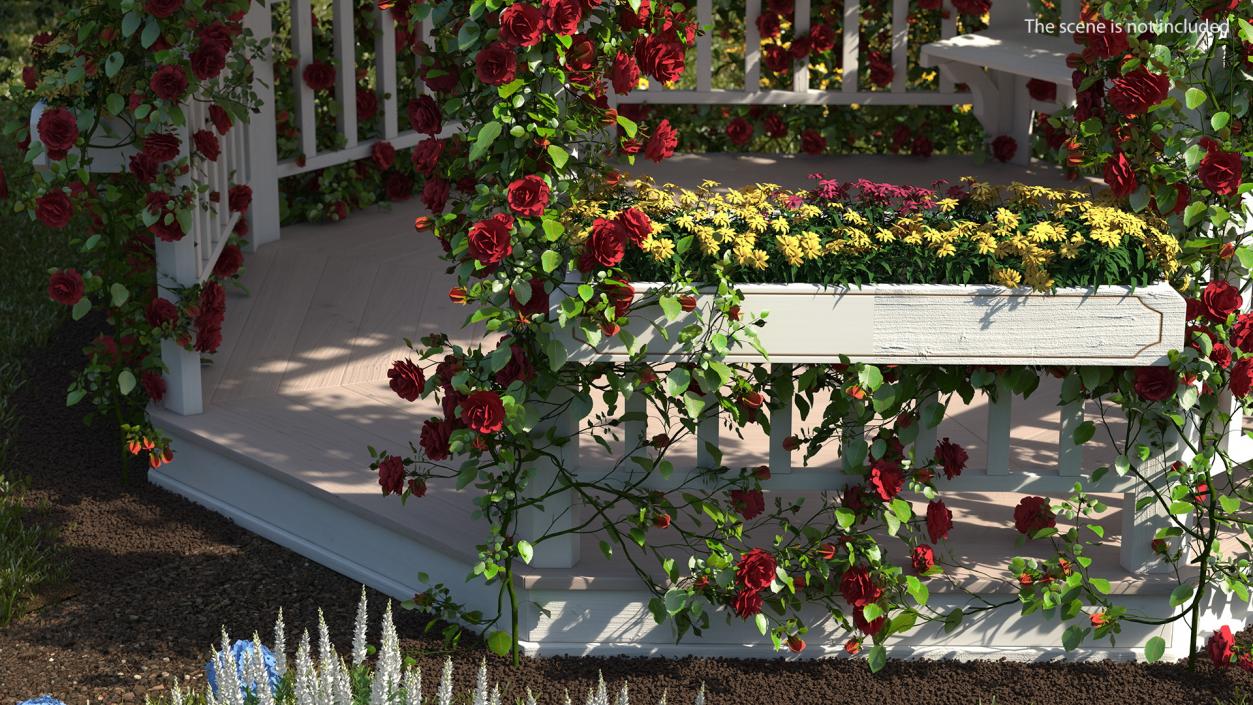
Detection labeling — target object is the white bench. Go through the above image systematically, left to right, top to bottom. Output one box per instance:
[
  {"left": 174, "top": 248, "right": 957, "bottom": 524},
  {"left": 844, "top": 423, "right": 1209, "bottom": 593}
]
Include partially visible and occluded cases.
[{"left": 921, "top": 0, "right": 1079, "bottom": 165}]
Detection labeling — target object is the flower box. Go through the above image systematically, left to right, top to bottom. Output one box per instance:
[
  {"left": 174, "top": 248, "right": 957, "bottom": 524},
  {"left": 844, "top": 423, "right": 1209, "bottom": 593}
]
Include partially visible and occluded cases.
[{"left": 554, "top": 281, "right": 1187, "bottom": 367}]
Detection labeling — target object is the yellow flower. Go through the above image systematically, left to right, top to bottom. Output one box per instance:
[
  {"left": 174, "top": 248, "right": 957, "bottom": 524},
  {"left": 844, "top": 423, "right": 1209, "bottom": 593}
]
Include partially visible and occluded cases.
[
  {"left": 936, "top": 198, "right": 959, "bottom": 213},
  {"left": 994, "top": 208, "right": 1020, "bottom": 232},
  {"left": 843, "top": 210, "right": 868, "bottom": 227},
  {"left": 712, "top": 211, "right": 733, "bottom": 228},
  {"left": 674, "top": 214, "right": 697, "bottom": 232},
  {"left": 770, "top": 217, "right": 790, "bottom": 234},
  {"left": 874, "top": 228, "right": 895, "bottom": 243},
  {"left": 799, "top": 231, "right": 823, "bottom": 259},
  {"left": 778, "top": 235, "right": 805, "bottom": 266},
  {"left": 642, "top": 236, "right": 675, "bottom": 261},
  {"left": 934, "top": 241, "right": 957, "bottom": 258},
  {"left": 993, "top": 267, "right": 1022, "bottom": 288}
]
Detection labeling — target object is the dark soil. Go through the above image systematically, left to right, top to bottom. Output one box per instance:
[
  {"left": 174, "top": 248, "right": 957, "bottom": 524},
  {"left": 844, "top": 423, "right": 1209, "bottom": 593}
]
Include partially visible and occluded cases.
[{"left": 2, "top": 316, "right": 1252, "bottom": 705}]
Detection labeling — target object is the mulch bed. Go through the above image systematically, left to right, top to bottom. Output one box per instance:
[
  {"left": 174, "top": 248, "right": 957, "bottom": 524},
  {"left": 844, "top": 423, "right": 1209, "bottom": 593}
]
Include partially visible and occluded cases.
[{"left": 1, "top": 315, "right": 1251, "bottom": 704}]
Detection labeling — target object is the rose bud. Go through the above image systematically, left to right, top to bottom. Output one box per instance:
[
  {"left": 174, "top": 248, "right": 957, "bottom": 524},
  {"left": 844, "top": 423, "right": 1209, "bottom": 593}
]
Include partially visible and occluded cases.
[
  {"left": 414, "top": 215, "right": 433, "bottom": 231},
  {"left": 449, "top": 287, "right": 467, "bottom": 304},
  {"left": 679, "top": 295, "right": 697, "bottom": 312},
  {"left": 728, "top": 305, "right": 741, "bottom": 321},
  {"left": 651, "top": 433, "right": 671, "bottom": 449},
  {"left": 782, "top": 435, "right": 801, "bottom": 451},
  {"left": 753, "top": 464, "right": 771, "bottom": 481},
  {"left": 653, "top": 512, "right": 671, "bottom": 529},
  {"left": 817, "top": 542, "right": 837, "bottom": 560},
  {"left": 787, "top": 636, "right": 806, "bottom": 653},
  {"left": 844, "top": 639, "right": 861, "bottom": 655}
]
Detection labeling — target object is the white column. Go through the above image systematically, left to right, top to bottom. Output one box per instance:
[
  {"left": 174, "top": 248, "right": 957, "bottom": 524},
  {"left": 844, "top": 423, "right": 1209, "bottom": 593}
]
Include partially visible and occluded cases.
[
  {"left": 244, "top": 0, "right": 281, "bottom": 250},
  {"left": 154, "top": 148, "right": 204, "bottom": 416},
  {"left": 517, "top": 390, "right": 581, "bottom": 569},
  {"left": 1119, "top": 420, "right": 1180, "bottom": 574}
]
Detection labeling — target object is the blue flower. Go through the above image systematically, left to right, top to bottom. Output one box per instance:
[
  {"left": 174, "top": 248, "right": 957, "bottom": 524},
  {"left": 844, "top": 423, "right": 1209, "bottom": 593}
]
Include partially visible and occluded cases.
[
  {"left": 205, "top": 640, "right": 280, "bottom": 699},
  {"left": 18, "top": 698, "right": 66, "bottom": 705}
]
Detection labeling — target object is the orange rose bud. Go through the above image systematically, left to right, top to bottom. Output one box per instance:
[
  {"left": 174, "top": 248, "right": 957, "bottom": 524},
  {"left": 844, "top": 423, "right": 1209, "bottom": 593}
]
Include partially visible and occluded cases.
[
  {"left": 602, "top": 108, "right": 618, "bottom": 126},
  {"left": 534, "top": 137, "right": 550, "bottom": 150},
  {"left": 414, "top": 216, "right": 433, "bottom": 231},
  {"left": 1220, "top": 242, "right": 1236, "bottom": 259},
  {"left": 449, "top": 287, "right": 467, "bottom": 304},
  {"left": 679, "top": 295, "right": 697, "bottom": 312},
  {"left": 728, "top": 305, "right": 741, "bottom": 321},
  {"left": 847, "top": 384, "right": 867, "bottom": 400},
  {"left": 753, "top": 465, "right": 771, "bottom": 481},
  {"left": 653, "top": 512, "right": 671, "bottom": 529},
  {"left": 817, "top": 542, "right": 837, "bottom": 560},
  {"left": 1019, "top": 572, "right": 1034, "bottom": 585},
  {"left": 693, "top": 575, "right": 709, "bottom": 589},
  {"left": 1090, "top": 612, "right": 1106, "bottom": 627},
  {"left": 787, "top": 635, "right": 806, "bottom": 653},
  {"left": 844, "top": 638, "right": 861, "bottom": 655}
]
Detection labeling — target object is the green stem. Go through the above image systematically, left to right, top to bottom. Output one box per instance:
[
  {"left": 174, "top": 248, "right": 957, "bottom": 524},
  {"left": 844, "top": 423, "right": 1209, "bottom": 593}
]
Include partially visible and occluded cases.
[
  {"left": 113, "top": 396, "right": 129, "bottom": 483},
  {"left": 505, "top": 556, "right": 520, "bottom": 667}
]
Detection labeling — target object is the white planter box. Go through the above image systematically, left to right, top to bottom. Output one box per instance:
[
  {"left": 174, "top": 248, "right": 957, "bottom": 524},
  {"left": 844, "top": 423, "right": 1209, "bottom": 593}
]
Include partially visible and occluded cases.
[
  {"left": 30, "top": 102, "right": 138, "bottom": 172},
  {"left": 555, "top": 281, "right": 1187, "bottom": 367}
]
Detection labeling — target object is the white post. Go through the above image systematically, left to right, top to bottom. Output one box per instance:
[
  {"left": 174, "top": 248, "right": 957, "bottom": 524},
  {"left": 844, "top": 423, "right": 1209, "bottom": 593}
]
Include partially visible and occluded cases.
[
  {"left": 244, "top": 0, "right": 281, "bottom": 251},
  {"left": 155, "top": 127, "right": 204, "bottom": 415},
  {"left": 768, "top": 364, "right": 793, "bottom": 476},
  {"left": 985, "top": 376, "right": 1012, "bottom": 474},
  {"left": 517, "top": 391, "right": 581, "bottom": 569},
  {"left": 1120, "top": 419, "right": 1180, "bottom": 573}
]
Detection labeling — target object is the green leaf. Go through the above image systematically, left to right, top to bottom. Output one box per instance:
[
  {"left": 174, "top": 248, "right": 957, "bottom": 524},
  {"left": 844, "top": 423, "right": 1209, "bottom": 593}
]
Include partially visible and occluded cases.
[
  {"left": 121, "top": 11, "right": 142, "bottom": 37},
  {"left": 140, "top": 16, "right": 160, "bottom": 49},
  {"left": 456, "top": 21, "right": 481, "bottom": 50},
  {"left": 104, "top": 52, "right": 124, "bottom": 79},
  {"left": 498, "top": 79, "right": 525, "bottom": 98},
  {"left": 1185, "top": 87, "right": 1206, "bottom": 110},
  {"left": 106, "top": 93, "right": 125, "bottom": 116},
  {"left": 1212, "top": 112, "right": 1231, "bottom": 131},
  {"left": 616, "top": 114, "right": 638, "bottom": 138},
  {"left": 468, "top": 121, "right": 502, "bottom": 161},
  {"left": 547, "top": 145, "right": 570, "bottom": 169},
  {"left": 1183, "top": 201, "right": 1207, "bottom": 227},
  {"left": 541, "top": 218, "right": 565, "bottom": 241},
  {"left": 541, "top": 250, "right": 562, "bottom": 273},
  {"left": 109, "top": 283, "right": 129, "bottom": 307},
  {"left": 659, "top": 295, "right": 682, "bottom": 321},
  {"left": 71, "top": 298, "right": 90, "bottom": 321},
  {"left": 544, "top": 338, "right": 568, "bottom": 372},
  {"left": 857, "top": 365, "right": 883, "bottom": 391},
  {"left": 665, "top": 367, "right": 690, "bottom": 397},
  {"left": 118, "top": 369, "right": 136, "bottom": 395},
  {"left": 66, "top": 388, "right": 86, "bottom": 406},
  {"left": 1073, "top": 420, "right": 1096, "bottom": 445},
  {"left": 1219, "top": 494, "right": 1241, "bottom": 514},
  {"left": 835, "top": 507, "right": 855, "bottom": 529},
  {"left": 516, "top": 540, "right": 533, "bottom": 564},
  {"left": 1090, "top": 578, "right": 1111, "bottom": 594},
  {"left": 1169, "top": 583, "right": 1194, "bottom": 608},
  {"left": 664, "top": 588, "right": 687, "bottom": 615},
  {"left": 862, "top": 603, "right": 883, "bottom": 621},
  {"left": 943, "top": 608, "right": 963, "bottom": 633},
  {"left": 754, "top": 612, "right": 768, "bottom": 636},
  {"left": 1062, "top": 625, "right": 1087, "bottom": 651},
  {"left": 486, "top": 630, "right": 513, "bottom": 657},
  {"left": 1144, "top": 636, "right": 1166, "bottom": 663},
  {"left": 866, "top": 644, "right": 887, "bottom": 673}
]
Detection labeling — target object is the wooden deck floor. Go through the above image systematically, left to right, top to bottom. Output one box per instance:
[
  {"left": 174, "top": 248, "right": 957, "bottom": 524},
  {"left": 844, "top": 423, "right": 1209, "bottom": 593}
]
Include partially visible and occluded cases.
[{"left": 155, "top": 153, "right": 1151, "bottom": 593}]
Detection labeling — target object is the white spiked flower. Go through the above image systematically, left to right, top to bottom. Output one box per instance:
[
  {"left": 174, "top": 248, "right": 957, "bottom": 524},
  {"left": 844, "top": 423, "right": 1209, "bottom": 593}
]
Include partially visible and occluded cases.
[
  {"left": 351, "top": 586, "right": 369, "bottom": 667},
  {"left": 371, "top": 600, "right": 403, "bottom": 705},
  {"left": 274, "top": 608, "right": 288, "bottom": 676},
  {"left": 295, "top": 630, "right": 317, "bottom": 705},
  {"left": 247, "top": 633, "right": 276, "bottom": 705},
  {"left": 333, "top": 656, "right": 354, "bottom": 705},
  {"left": 436, "top": 657, "right": 455, "bottom": 705},
  {"left": 472, "top": 658, "right": 490, "bottom": 705},
  {"left": 404, "top": 667, "right": 423, "bottom": 705},
  {"left": 592, "top": 672, "right": 609, "bottom": 705},
  {"left": 171, "top": 680, "right": 183, "bottom": 705},
  {"left": 615, "top": 682, "right": 629, "bottom": 705},
  {"left": 490, "top": 683, "right": 502, "bottom": 705},
  {"left": 694, "top": 684, "right": 706, "bottom": 705},
  {"left": 526, "top": 688, "right": 538, "bottom": 705},
  {"left": 656, "top": 690, "right": 666, "bottom": 705}
]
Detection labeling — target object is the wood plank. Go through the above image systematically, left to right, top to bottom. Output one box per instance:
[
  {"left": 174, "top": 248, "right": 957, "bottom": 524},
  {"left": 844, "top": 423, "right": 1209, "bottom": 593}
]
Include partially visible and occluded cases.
[
  {"left": 291, "top": 0, "right": 318, "bottom": 160},
  {"left": 202, "top": 244, "right": 279, "bottom": 400},
  {"left": 278, "top": 256, "right": 382, "bottom": 393}
]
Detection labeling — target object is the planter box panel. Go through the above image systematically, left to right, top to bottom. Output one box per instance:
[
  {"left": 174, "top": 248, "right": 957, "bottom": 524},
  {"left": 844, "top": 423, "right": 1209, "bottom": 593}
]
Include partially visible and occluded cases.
[{"left": 558, "top": 282, "right": 1186, "bottom": 367}]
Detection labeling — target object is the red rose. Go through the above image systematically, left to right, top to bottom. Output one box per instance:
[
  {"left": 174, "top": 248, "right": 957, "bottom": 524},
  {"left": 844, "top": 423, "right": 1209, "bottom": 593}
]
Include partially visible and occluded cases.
[
  {"left": 145, "top": 0, "right": 183, "bottom": 17},
  {"left": 544, "top": 0, "right": 582, "bottom": 34},
  {"left": 950, "top": 0, "right": 989, "bottom": 14},
  {"left": 500, "top": 3, "right": 544, "bottom": 47},
  {"left": 755, "top": 12, "right": 781, "bottom": 39},
  {"left": 1079, "top": 20, "right": 1128, "bottom": 58},
  {"left": 809, "top": 23, "right": 836, "bottom": 52},
  {"left": 563, "top": 34, "right": 596, "bottom": 73},
  {"left": 635, "top": 34, "right": 686, "bottom": 83},
  {"left": 190, "top": 41, "right": 228, "bottom": 81},
  {"left": 475, "top": 42, "right": 517, "bottom": 85},
  {"left": 762, "top": 45, "right": 791, "bottom": 74},
  {"left": 611, "top": 51, "right": 641, "bottom": 95},
  {"left": 867, "top": 51, "right": 893, "bottom": 87},
  {"left": 302, "top": 61, "right": 336, "bottom": 91},
  {"left": 150, "top": 65, "right": 188, "bottom": 101},
  {"left": 21, "top": 66, "right": 37, "bottom": 91},
  {"left": 1107, "top": 68, "right": 1170, "bottom": 117},
  {"left": 1026, "top": 78, "right": 1057, "bottom": 102},
  {"left": 357, "top": 90, "right": 381, "bottom": 123},
  {"left": 407, "top": 96, "right": 442, "bottom": 135},
  {"left": 207, "top": 105, "right": 233, "bottom": 136},
  {"left": 37, "top": 107, "right": 78, "bottom": 161},
  {"left": 763, "top": 114, "right": 787, "bottom": 138},
  {"left": 726, "top": 117, "right": 753, "bottom": 146},
  {"left": 644, "top": 119, "right": 678, "bottom": 163},
  {"left": 193, "top": 129, "right": 221, "bottom": 161},
  {"left": 800, "top": 129, "right": 826, "bottom": 155},
  {"left": 144, "top": 132, "right": 181, "bottom": 162},
  {"left": 991, "top": 135, "right": 1017, "bottom": 163},
  {"left": 411, "top": 138, "right": 444, "bottom": 176},
  {"left": 371, "top": 141, "right": 396, "bottom": 170},
  {"left": 1198, "top": 146, "right": 1243, "bottom": 197},
  {"left": 1102, "top": 151, "right": 1137, "bottom": 198},
  {"left": 129, "top": 152, "right": 159, "bottom": 184},
  {"left": 385, "top": 172, "right": 413, "bottom": 201},
  {"left": 506, "top": 175, "right": 550, "bottom": 217},
  {"left": 422, "top": 177, "right": 450, "bottom": 213},
  {"left": 1152, "top": 182, "right": 1190, "bottom": 216},
  {"left": 228, "top": 184, "right": 252, "bottom": 213},
  {"left": 36, "top": 190, "right": 72, "bottom": 228},
  {"left": 615, "top": 207, "right": 651, "bottom": 245},
  {"left": 467, "top": 213, "right": 515, "bottom": 264},
  {"left": 585, "top": 217, "right": 627, "bottom": 267},
  {"left": 212, "top": 243, "right": 244, "bottom": 278},
  {"left": 47, "top": 269, "right": 84, "bottom": 305},
  {"left": 601, "top": 276, "right": 635, "bottom": 318},
  {"left": 510, "top": 278, "right": 550, "bottom": 318},
  {"left": 1201, "top": 280, "right": 1242, "bottom": 323},
  {"left": 679, "top": 295, "right": 697, "bottom": 312},
  {"left": 146, "top": 297, "right": 179, "bottom": 327},
  {"left": 1235, "top": 313, "right": 1253, "bottom": 353},
  {"left": 495, "top": 340, "right": 536, "bottom": 386},
  {"left": 1211, "top": 343, "right": 1233, "bottom": 370},
  {"left": 388, "top": 358, "right": 426, "bottom": 401},
  {"left": 1231, "top": 359, "right": 1253, "bottom": 398},
  {"left": 1133, "top": 365, "right": 1177, "bottom": 402},
  {"left": 141, "top": 371, "right": 167, "bottom": 402},
  {"left": 460, "top": 390, "right": 506, "bottom": 434},
  {"left": 420, "top": 418, "right": 454, "bottom": 461},
  {"left": 934, "top": 438, "right": 968, "bottom": 480},
  {"left": 378, "top": 455, "right": 406, "bottom": 496},
  {"left": 869, "top": 459, "right": 905, "bottom": 501},
  {"left": 730, "top": 488, "right": 765, "bottom": 519},
  {"left": 1013, "top": 495, "right": 1056, "bottom": 536},
  {"left": 926, "top": 499, "right": 952, "bottom": 543},
  {"left": 911, "top": 545, "right": 935, "bottom": 573},
  {"left": 735, "top": 548, "right": 777, "bottom": 592},
  {"left": 839, "top": 565, "right": 882, "bottom": 607},
  {"left": 732, "top": 588, "right": 763, "bottom": 618},
  {"left": 854, "top": 611, "right": 886, "bottom": 637},
  {"left": 1209, "top": 625, "right": 1235, "bottom": 668}
]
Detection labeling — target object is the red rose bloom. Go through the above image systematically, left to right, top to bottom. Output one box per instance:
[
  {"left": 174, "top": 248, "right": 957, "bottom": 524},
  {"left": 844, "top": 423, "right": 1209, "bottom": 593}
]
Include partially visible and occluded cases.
[
  {"left": 145, "top": 0, "right": 183, "bottom": 17},
  {"left": 543, "top": 0, "right": 583, "bottom": 35},
  {"left": 499, "top": 3, "right": 544, "bottom": 47},
  {"left": 756, "top": 12, "right": 782, "bottom": 39},
  {"left": 1080, "top": 20, "right": 1128, "bottom": 59},
  {"left": 809, "top": 23, "right": 836, "bottom": 52},
  {"left": 563, "top": 34, "right": 596, "bottom": 73},
  {"left": 635, "top": 34, "right": 686, "bottom": 84},
  {"left": 190, "top": 41, "right": 228, "bottom": 81},
  {"left": 475, "top": 42, "right": 517, "bottom": 85},
  {"left": 763, "top": 45, "right": 791, "bottom": 74},
  {"left": 611, "top": 51, "right": 640, "bottom": 94},
  {"left": 867, "top": 51, "right": 893, "bottom": 87},
  {"left": 302, "top": 61, "right": 336, "bottom": 91},
  {"left": 150, "top": 65, "right": 188, "bottom": 101},
  {"left": 1107, "top": 68, "right": 1169, "bottom": 117},
  {"left": 1026, "top": 78, "right": 1057, "bottom": 102},
  {"left": 357, "top": 91, "right": 379, "bottom": 122},
  {"left": 407, "top": 96, "right": 442, "bottom": 135},
  {"left": 208, "top": 104, "right": 233, "bottom": 135},
  {"left": 36, "top": 107, "right": 78, "bottom": 161},
  {"left": 763, "top": 114, "right": 787, "bottom": 139},
  {"left": 726, "top": 117, "right": 753, "bottom": 146},
  {"left": 644, "top": 119, "right": 678, "bottom": 163},
  {"left": 193, "top": 129, "right": 221, "bottom": 161},
  {"left": 800, "top": 129, "right": 826, "bottom": 155},
  {"left": 144, "top": 133, "right": 181, "bottom": 163},
  {"left": 991, "top": 135, "right": 1017, "bottom": 162},
  {"left": 411, "top": 138, "right": 444, "bottom": 176},
  {"left": 371, "top": 141, "right": 396, "bottom": 170},
  {"left": 1198, "top": 146, "right": 1243, "bottom": 197},
  {"left": 1103, "top": 151, "right": 1138, "bottom": 198},
  {"left": 129, "top": 152, "right": 159, "bottom": 183},
  {"left": 384, "top": 172, "right": 412, "bottom": 201},
  {"left": 506, "top": 175, "right": 550, "bottom": 217},
  {"left": 422, "top": 177, "right": 450, "bottom": 213},
  {"left": 228, "top": 184, "right": 252, "bottom": 213},
  {"left": 36, "top": 190, "right": 72, "bottom": 228},
  {"left": 615, "top": 207, "right": 651, "bottom": 245},
  {"left": 467, "top": 213, "right": 515, "bottom": 264},
  {"left": 585, "top": 218, "right": 627, "bottom": 268},
  {"left": 212, "top": 243, "right": 245, "bottom": 278},
  {"left": 47, "top": 269, "right": 84, "bottom": 305},
  {"left": 601, "top": 276, "right": 635, "bottom": 318},
  {"left": 1201, "top": 280, "right": 1242, "bottom": 323},
  {"left": 146, "top": 297, "right": 179, "bottom": 327},
  {"left": 1234, "top": 313, "right": 1253, "bottom": 353},
  {"left": 495, "top": 342, "right": 536, "bottom": 387},
  {"left": 1211, "top": 342, "right": 1233, "bottom": 370},
  {"left": 388, "top": 358, "right": 426, "bottom": 401},
  {"left": 1231, "top": 359, "right": 1253, "bottom": 398},
  {"left": 1133, "top": 365, "right": 1177, "bottom": 402},
  {"left": 141, "top": 371, "right": 167, "bottom": 402},
  {"left": 460, "top": 390, "right": 506, "bottom": 434},
  {"left": 420, "top": 418, "right": 454, "bottom": 461},
  {"left": 934, "top": 438, "right": 968, "bottom": 480},
  {"left": 378, "top": 455, "right": 406, "bottom": 496},
  {"left": 869, "top": 459, "right": 905, "bottom": 501},
  {"left": 730, "top": 488, "right": 765, "bottom": 519},
  {"left": 1013, "top": 496, "right": 1056, "bottom": 536},
  {"left": 926, "top": 499, "right": 952, "bottom": 543},
  {"left": 911, "top": 545, "right": 935, "bottom": 573},
  {"left": 735, "top": 548, "right": 777, "bottom": 592},
  {"left": 839, "top": 565, "right": 882, "bottom": 607},
  {"left": 732, "top": 588, "right": 763, "bottom": 618},
  {"left": 854, "top": 611, "right": 886, "bottom": 637},
  {"left": 1209, "top": 625, "right": 1235, "bottom": 668}
]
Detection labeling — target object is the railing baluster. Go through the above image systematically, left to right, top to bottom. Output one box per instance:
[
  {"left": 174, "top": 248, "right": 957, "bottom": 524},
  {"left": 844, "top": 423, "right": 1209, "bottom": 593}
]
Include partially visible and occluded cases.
[
  {"left": 242, "top": 0, "right": 280, "bottom": 250},
  {"left": 291, "top": 0, "right": 317, "bottom": 161},
  {"left": 332, "top": 0, "right": 358, "bottom": 148},
  {"left": 696, "top": 0, "right": 713, "bottom": 93},
  {"left": 744, "top": 0, "right": 761, "bottom": 91},
  {"left": 792, "top": 0, "right": 811, "bottom": 93},
  {"left": 841, "top": 0, "right": 860, "bottom": 93},
  {"left": 889, "top": 0, "right": 907, "bottom": 93},
  {"left": 938, "top": 0, "right": 955, "bottom": 92},
  {"left": 376, "top": 5, "right": 399, "bottom": 139},
  {"left": 769, "top": 364, "right": 794, "bottom": 476},
  {"left": 985, "top": 376, "right": 1012, "bottom": 474},
  {"left": 913, "top": 391, "right": 939, "bottom": 465},
  {"left": 624, "top": 392, "right": 648, "bottom": 453},
  {"left": 697, "top": 393, "right": 720, "bottom": 469},
  {"left": 1057, "top": 397, "right": 1084, "bottom": 476},
  {"left": 841, "top": 402, "right": 866, "bottom": 469},
  {"left": 1120, "top": 421, "right": 1180, "bottom": 572}
]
